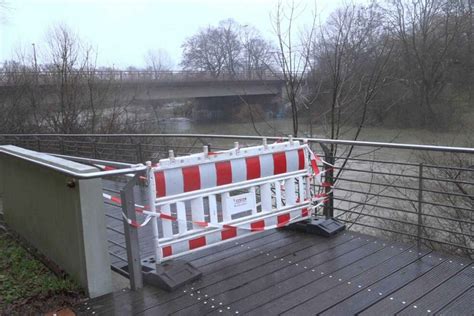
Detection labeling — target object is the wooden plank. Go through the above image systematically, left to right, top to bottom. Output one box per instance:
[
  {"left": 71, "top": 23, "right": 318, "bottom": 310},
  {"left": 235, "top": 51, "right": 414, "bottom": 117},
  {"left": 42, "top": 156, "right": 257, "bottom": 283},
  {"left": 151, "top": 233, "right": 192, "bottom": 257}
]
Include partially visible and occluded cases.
[
  {"left": 95, "top": 230, "right": 280, "bottom": 313},
  {"left": 189, "top": 230, "right": 299, "bottom": 268},
  {"left": 197, "top": 230, "right": 321, "bottom": 274},
  {"left": 96, "top": 231, "right": 311, "bottom": 314},
  {"left": 104, "top": 233, "right": 320, "bottom": 315},
  {"left": 140, "top": 233, "right": 357, "bottom": 315},
  {"left": 192, "top": 238, "right": 383, "bottom": 316},
  {"left": 248, "top": 241, "right": 409, "bottom": 315},
  {"left": 281, "top": 247, "right": 432, "bottom": 315},
  {"left": 318, "top": 254, "right": 445, "bottom": 315},
  {"left": 359, "top": 256, "right": 470, "bottom": 316},
  {"left": 396, "top": 263, "right": 474, "bottom": 315},
  {"left": 437, "top": 287, "right": 474, "bottom": 316}
]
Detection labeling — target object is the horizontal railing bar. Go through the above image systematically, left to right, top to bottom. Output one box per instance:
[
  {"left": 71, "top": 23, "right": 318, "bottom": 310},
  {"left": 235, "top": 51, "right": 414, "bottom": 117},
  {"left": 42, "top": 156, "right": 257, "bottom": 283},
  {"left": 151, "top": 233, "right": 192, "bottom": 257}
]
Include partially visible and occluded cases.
[
  {"left": 1, "top": 134, "right": 473, "bottom": 153},
  {"left": 0, "top": 147, "right": 146, "bottom": 179},
  {"left": 51, "top": 153, "right": 138, "bottom": 168},
  {"left": 332, "top": 155, "right": 474, "bottom": 173},
  {"left": 332, "top": 155, "right": 422, "bottom": 168},
  {"left": 336, "top": 165, "right": 473, "bottom": 184},
  {"left": 336, "top": 167, "right": 422, "bottom": 180},
  {"left": 336, "top": 176, "right": 473, "bottom": 198},
  {"left": 336, "top": 177, "right": 418, "bottom": 191},
  {"left": 103, "top": 187, "right": 121, "bottom": 194},
  {"left": 335, "top": 187, "right": 474, "bottom": 212},
  {"left": 334, "top": 196, "right": 473, "bottom": 215},
  {"left": 334, "top": 197, "right": 416, "bottom": 213},
  {"left": 333, "top": 206, "right": 474, "bottom": 225},
  {"left": 336, "top": 209, "right": 473, "bottom": 238},
  {"left": 105, "top": 212, "right": 123, "bottom": 221},
  {"left": 338, "top": 220, "right": 473, "bottom": 251},
  {"left": 106, "top": 225, "right": 125, "bottom": 235},
  {"left": 107, "top": 239, "right": 127, "bottom": 249},
  {"left": 108, "top": 252, "right": 127, "bottom": 262},
  {"left": 111, "top": 265, "right": 130, "bottom": 278}
]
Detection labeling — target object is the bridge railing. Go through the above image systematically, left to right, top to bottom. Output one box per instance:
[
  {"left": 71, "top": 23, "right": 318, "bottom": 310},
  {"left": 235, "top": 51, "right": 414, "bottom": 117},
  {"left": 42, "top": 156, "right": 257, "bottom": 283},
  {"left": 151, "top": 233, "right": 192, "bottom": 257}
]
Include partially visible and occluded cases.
[
  {"left": 0, "top": 70, "right": 284, "bottom": 85},
  {"left": 0, "top": 133, "right": 472, "bottom": 259}
]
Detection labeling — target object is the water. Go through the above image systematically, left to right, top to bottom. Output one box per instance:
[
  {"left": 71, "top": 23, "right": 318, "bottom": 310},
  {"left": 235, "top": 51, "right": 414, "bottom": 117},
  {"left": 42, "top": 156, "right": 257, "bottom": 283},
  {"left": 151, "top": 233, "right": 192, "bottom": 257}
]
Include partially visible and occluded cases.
[{"left": 158, "top": 117, "right": 472, "bottom": 148}]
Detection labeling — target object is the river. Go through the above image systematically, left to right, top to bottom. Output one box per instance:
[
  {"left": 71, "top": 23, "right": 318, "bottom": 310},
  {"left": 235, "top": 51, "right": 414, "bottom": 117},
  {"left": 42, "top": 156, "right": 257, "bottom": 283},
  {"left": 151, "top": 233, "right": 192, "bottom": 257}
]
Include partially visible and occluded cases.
[{"left": 157, "top": 117, "right": 472, "bottom": 148}]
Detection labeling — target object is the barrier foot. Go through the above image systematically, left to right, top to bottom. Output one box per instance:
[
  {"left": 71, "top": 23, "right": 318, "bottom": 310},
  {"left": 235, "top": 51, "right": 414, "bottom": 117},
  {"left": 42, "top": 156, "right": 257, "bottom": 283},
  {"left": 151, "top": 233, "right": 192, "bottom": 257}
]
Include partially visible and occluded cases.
[
  {"left": 286, "top": 218, "right": 345, "bottom": 237},
  {"left": 140, "top": 258, "right": 202, "bottom": 292}
]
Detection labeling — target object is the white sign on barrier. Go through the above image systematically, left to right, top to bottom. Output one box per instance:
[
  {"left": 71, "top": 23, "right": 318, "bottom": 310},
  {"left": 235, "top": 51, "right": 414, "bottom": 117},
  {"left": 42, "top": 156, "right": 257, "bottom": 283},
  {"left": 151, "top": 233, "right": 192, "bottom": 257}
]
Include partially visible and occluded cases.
[{"left": 225, "top": 191, "right": 256, "bottom": 216}]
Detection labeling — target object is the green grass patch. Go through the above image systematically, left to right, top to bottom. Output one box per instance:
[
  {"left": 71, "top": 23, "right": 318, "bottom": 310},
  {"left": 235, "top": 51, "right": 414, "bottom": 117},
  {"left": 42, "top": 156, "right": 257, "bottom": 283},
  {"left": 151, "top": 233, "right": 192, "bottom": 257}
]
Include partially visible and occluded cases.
[{"left": 0, "top": 231, "right": 83, "bottom": 312}]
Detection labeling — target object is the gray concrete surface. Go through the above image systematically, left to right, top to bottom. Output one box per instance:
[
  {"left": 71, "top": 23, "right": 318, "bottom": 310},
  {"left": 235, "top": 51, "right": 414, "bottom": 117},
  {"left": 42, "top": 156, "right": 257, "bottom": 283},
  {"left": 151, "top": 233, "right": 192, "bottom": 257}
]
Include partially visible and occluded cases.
[{"left": 0, "top": 145, "right": 112, "bottom": 298}]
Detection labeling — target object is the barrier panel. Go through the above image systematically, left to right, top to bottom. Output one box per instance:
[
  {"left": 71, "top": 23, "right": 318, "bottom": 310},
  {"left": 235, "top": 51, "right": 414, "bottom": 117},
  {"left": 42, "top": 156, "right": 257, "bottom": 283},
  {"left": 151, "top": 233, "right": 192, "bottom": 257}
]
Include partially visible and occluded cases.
[{"left": 139, "top": 139, "right": 326, "bottom": 262}]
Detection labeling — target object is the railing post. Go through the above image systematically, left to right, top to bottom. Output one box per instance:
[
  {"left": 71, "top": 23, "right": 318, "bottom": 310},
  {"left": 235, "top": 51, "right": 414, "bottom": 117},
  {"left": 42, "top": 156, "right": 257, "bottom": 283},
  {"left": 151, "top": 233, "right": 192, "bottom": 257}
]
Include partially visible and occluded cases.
[
  {"left": 36, "top": 137, "right": 41, "bottom": 152},
  {"left": 60, "top": 137, "right": 65, "bottom": 155},
  {"left": 92, "top": 140, "right": 98, "bottom": 159},
  {"left": 319, "top": 143, "right": 334, "bottom": 219},
  {"left": 325, "top": 153, "right": 335, "bottom": 219},
  {"left": 417, "top": 162, "right": 424, "bottom": 248},
  {"left": 121, "top": 174, "right": 143, "bottom": 290}
]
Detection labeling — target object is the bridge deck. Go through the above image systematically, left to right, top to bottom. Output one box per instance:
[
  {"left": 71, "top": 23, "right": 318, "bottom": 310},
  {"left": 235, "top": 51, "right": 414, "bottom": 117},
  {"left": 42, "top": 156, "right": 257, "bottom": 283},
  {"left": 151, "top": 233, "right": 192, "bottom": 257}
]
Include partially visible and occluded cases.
[{"left": 75, "top": 226, "right": 473, "bottom": 315}]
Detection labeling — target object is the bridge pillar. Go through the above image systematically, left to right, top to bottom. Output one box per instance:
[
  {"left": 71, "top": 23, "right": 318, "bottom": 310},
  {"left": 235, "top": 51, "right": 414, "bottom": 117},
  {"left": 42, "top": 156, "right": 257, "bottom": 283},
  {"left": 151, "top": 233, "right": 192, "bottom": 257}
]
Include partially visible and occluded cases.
[{"left": 192, "top": 95, "right": 283, "bottom": 121}]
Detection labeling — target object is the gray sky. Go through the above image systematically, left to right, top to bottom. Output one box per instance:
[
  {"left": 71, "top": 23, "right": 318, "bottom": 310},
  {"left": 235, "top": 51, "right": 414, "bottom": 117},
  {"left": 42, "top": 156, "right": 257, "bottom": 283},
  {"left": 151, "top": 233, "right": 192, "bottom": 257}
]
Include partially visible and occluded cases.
[{"left": 1, "top": 0, "right": 346, "bottom": 69}]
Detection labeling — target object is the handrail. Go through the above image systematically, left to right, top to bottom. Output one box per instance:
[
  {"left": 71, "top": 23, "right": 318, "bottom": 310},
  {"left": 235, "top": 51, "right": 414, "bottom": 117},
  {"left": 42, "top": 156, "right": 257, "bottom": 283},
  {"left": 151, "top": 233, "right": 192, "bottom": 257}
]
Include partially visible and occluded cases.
[
  {"left": 0, "top": 133, "right": 472, "bottom": 153},
  {"left": 0, "top": 147, "right": 146, "bottom": 179}
]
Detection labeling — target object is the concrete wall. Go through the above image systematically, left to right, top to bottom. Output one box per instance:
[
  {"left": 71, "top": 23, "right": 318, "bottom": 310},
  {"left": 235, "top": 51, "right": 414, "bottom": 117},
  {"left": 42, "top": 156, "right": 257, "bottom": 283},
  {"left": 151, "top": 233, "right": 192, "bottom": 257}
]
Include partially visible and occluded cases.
[{"left": 0, "top": 145, "right": 112, "bottom": 298}]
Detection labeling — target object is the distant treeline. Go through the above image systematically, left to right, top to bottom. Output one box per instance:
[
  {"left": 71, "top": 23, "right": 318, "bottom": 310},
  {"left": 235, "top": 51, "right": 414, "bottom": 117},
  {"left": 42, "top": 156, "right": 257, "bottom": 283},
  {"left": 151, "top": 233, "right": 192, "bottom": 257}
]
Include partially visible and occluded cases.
[
  {"left": 0, "top": 0, "right": 472, "bottom": 135},
  {"left": 303, "top": 0, "right": 472, "bottom": 132}
]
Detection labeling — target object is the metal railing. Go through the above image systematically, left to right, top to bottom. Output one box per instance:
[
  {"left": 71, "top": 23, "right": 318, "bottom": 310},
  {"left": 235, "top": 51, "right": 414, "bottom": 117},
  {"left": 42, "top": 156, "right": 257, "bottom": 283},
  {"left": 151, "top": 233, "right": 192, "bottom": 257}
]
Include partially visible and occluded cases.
[
  {"left": 0, "top": 70, "right": 284, "bottom": 85},
  {"left": 1, "top": 133, "right": 472, "bottom": 260}
]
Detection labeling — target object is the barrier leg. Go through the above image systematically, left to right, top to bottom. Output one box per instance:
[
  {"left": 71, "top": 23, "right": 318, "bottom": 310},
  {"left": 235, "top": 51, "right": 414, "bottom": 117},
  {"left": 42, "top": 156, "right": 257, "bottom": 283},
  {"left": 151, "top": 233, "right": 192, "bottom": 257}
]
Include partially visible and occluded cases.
[
  {"left": 142, "top": 162, "right": 202, "bottom": 292},
  {"left": 146, "top": 162, "right": 162, "bottom": 264},
  {"left": 121, "top": 174, "right": 143, "bottom": 290}
]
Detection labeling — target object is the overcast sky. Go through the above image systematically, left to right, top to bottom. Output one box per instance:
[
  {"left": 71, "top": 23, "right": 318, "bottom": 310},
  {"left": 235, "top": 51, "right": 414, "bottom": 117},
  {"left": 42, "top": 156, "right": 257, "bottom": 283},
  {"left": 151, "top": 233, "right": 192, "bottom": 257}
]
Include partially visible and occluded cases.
[{"left": 1, "top": 0, "right": 348, "bottom": 69}]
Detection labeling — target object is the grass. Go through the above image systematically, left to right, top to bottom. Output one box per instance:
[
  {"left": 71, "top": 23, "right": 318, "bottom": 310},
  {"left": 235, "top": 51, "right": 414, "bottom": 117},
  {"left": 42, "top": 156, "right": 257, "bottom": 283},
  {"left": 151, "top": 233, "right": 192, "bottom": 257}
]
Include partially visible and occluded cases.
[{"left": 0, "top": 230, "right": 83, "bottom": 313}]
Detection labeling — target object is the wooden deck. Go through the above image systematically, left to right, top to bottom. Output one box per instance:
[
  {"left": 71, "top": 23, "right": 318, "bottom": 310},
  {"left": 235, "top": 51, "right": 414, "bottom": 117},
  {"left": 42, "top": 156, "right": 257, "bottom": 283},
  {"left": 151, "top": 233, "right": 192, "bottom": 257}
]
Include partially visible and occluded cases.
[{"left": 75, "top": 227, "right": 473, "bottom": 315}]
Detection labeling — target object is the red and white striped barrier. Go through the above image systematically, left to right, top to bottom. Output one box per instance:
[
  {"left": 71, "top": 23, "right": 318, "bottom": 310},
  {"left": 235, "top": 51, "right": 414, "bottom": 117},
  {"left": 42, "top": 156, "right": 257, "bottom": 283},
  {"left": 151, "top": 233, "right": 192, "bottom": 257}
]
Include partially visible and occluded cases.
[
  {"left": 102, "top": 139, "right": 331, "bottom": 262},
  {"left": 144, "top": 140, "right": 327, "bottom": 262},
  {"left": 153, "top": 144, "right": 307, "bottom": 197}
]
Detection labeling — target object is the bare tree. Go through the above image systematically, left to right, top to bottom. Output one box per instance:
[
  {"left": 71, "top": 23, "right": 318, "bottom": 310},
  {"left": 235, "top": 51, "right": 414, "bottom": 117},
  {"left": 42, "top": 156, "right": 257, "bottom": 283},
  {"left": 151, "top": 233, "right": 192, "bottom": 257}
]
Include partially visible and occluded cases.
[
  {"left": 271, "top": 0, "right": 317, "bottom": 137},
  {"left": 387, "top": 0, "right": 465, "bottom": 128},
  {"left": 314, "top": 3, "right": 394, "bottom": 153},
  {"left": 181, "top": 19, "right": 273, "bottom": 79},
  {"left": 218, "top": 19, "right": 243, "bottom": 76},
  {"left": 1, "top": 23, "right": 146, "bottom": 134},
  {"left": 240, "top": 25, "right": 275, "bottom": 78},
  {"left": 181, "top": 26, "right": 227, "bottom": 77},
  {"left": 144, "top": 49, "right": 173, "bottom": 79}
]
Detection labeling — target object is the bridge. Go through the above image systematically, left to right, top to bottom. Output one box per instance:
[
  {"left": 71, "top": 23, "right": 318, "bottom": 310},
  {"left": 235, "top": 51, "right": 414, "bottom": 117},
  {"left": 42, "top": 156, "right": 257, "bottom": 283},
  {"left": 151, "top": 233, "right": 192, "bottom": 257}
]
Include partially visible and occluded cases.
[
  {"left": 0, "top": 70, "right": 285, "bottom": 100},
  {"left": 0, "top": 70, "right": 287, "bottom": 120}
]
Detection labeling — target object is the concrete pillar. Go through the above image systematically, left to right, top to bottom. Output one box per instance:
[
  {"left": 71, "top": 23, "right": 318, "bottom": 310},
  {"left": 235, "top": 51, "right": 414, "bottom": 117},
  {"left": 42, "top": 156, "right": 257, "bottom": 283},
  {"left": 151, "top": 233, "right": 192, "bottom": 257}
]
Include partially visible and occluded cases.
[{"left": 0, "top": 145, "right": 112, "bottom": 298}]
